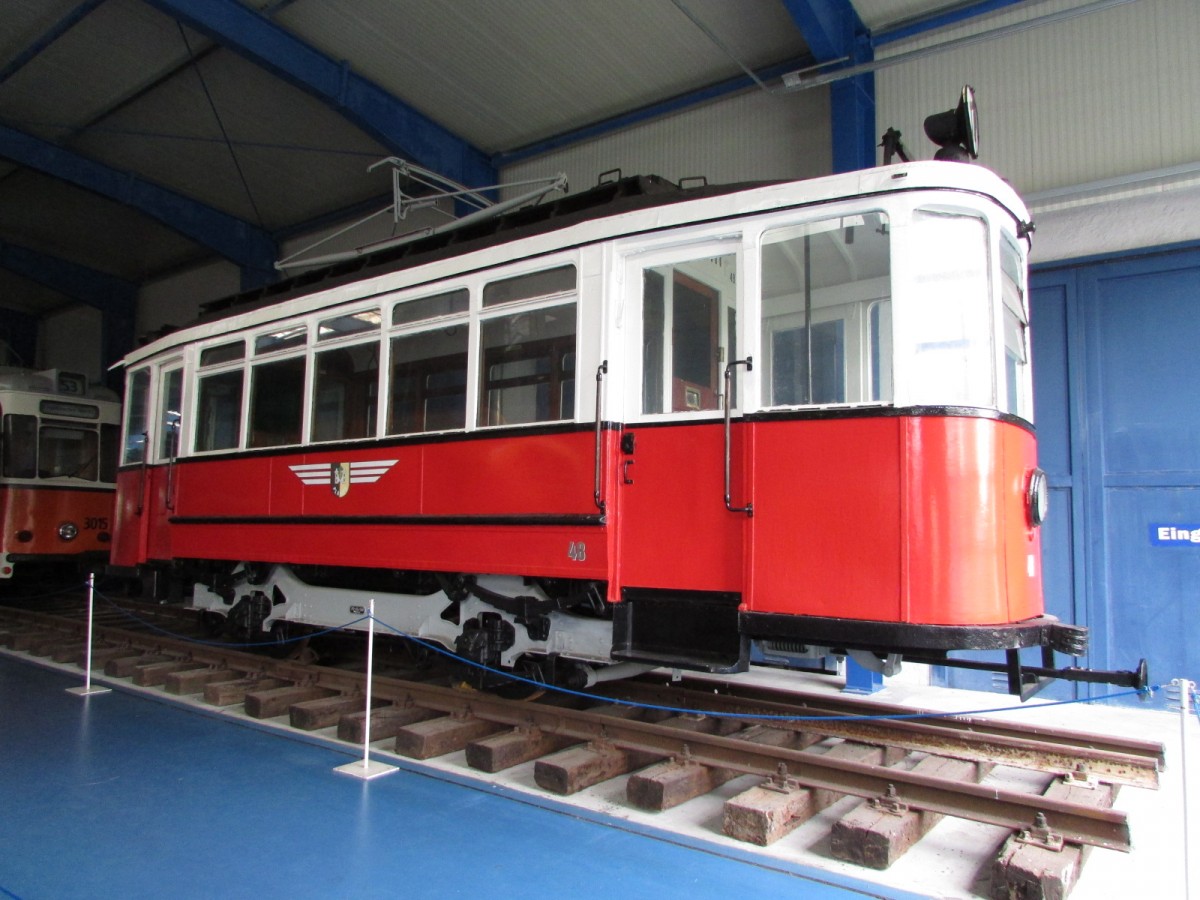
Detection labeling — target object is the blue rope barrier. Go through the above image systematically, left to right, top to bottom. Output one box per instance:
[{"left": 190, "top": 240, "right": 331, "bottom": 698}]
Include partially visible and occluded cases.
[
  {"left": 2, "top": 579, "right": 90, "bottom": 603},
  {"left": 93, "top": 590, "right": 368, "bottom": 648}
]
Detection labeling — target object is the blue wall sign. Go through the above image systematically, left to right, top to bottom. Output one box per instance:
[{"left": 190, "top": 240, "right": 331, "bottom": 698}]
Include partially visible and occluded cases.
[{"left": 1150, "top": 524, "right": 1200, "bottom": 546}]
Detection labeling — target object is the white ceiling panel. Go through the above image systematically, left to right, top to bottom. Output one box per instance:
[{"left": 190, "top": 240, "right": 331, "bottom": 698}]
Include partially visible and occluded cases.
[
  {"left": 0, "top": 0, "right": 198, "bottom": 139},
  {"left": 273, "top": 0, "right": 808, "bottom": 153},
  {"left": 71, "top": 46, "right": 390, "bottom": 228}
]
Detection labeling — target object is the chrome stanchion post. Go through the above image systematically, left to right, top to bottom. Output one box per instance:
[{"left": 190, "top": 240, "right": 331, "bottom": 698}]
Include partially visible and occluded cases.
[
  {"left": 67, "top": 572, "right": 110, "bottom": 697},
  {"left": 334, "top": 598, "right": 397, "bottom": 780},
  {"left": 1176, "top": 678, "right": 1195, "bottom": 900}
]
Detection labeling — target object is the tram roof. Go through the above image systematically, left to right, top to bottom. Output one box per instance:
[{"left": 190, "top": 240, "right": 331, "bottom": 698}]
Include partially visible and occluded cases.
[{"left": 120, "top": 161, "right": 1027, "bottom": 369}]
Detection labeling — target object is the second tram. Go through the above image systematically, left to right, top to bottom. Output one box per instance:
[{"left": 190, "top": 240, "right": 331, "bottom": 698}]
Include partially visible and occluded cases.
[{"left": 0, "top": 368, "right": 120, "bottom": 582}]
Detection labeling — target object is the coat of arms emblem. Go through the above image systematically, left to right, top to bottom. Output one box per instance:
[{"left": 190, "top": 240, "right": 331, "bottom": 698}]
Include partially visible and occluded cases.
[{"left": 289, "top": 459, "right": 398, "bottom": 497}]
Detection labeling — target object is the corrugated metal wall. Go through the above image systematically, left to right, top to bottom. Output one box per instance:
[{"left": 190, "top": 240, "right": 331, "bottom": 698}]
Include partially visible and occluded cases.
[
  {"left": 875, "top": 0, "right": 1200, "bottom": 197},
  {"left": 500, "top": 86, "right": 831, "bottom": 195}
]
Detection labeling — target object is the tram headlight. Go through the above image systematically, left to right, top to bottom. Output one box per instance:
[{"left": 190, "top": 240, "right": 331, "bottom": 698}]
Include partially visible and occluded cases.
[
  {"left": 924, "top": 85, "right": 979, "bottom": 161},
  {"left": 1026, "top": 468, "right": 1049, "bottom": 528},
  {"left": 58, "top": 522, "right": 79, "bottom": 542}
]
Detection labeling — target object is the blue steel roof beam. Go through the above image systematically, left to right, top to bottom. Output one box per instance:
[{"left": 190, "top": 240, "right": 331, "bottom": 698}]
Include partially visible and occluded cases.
[
  {"left": 0, "top": 0, "right": 109, "bottom": 84},
  {"left": 140, "top": 0, "right": 495, "bottom": 194},
  {"left": 779, "top": 0, "right": 875, "bottom": 173},
  {"left": 0, "top": 123, "right": 278, "bottom": 289},
  {"left": 0, "top": 239, "right": 137, "bottom": 374}
]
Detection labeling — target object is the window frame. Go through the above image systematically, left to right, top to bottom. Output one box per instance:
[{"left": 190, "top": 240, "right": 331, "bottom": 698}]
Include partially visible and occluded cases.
[
  {"left": 622, "top": 237, "right": 743, "bottom": 423},
  {"left": 475, "top": 264, "right": 579, "bottom": 429}
]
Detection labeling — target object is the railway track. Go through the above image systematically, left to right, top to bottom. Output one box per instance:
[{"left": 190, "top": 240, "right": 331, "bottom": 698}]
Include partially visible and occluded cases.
[{"left": 0, "top": 599, "right": 1165, "bottom": 899}]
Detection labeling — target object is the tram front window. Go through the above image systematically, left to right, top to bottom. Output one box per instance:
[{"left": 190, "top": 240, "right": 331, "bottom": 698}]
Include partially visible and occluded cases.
[
  {"left": 902, "top": 210, "right": 992, "bottom": 408},
  {"left": 2, "top": 414, "right": 36, "bottom": 478},
  {"left": 39, "top": 424, "right": 98, "bottom": 479}
]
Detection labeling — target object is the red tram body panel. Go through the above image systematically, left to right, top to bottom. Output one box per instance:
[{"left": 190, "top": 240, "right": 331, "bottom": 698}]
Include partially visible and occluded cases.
[
  {"left": 743, "top": 414, "right": 1041, "bottom": 626},
  {"left": 0, "top": 484, "right": 115, "bottom": 572}
]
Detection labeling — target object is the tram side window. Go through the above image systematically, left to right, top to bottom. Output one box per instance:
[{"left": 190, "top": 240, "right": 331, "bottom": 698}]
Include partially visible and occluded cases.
[
  {"left": 760, "top": 214, "right": 891, "bottom": 407},
  {"left": 1001, "top": 234, "right": 1032, "bottom": 420},
  {"left": 642, "top": 254, "right": 737, "bottom": 414},
  {"left": 478, "top": 266, "right": 577, "bottom": 427},
  {"left": 479, "top": 305, "right": 576, "bottom": 426},
  {"left": 389, "top": 327, "right": 468, "bottom": 435},
  {"left": 313, "top": 343, "right": 379, "bottom": 443},
  {"left": 249, "top": 357, "right": 305, "bottom": 448},
  {"left": 123, "top": 368, "right": 150, "bottom": 465},
  {"left": 158, "top": 369, "right": 182, "bottom": 460},
  {"left": 194, "top": 370, "right": 244, "bottom": 452},
  {"left": 1, "top": 415, "right": 36, "bottom": 478}
]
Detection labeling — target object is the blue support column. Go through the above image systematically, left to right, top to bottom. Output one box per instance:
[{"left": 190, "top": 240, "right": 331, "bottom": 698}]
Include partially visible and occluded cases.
[
  {"left": 780, "top": 0, "right": 877, "bottom": 172},
  {"left": 829, "top": 41, "right": 876, "bottom": 172}
]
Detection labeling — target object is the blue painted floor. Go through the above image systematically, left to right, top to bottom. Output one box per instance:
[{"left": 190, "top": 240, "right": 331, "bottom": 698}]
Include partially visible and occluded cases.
[{"left": 0, "top": 654, "right": 923, "bottom": 900}]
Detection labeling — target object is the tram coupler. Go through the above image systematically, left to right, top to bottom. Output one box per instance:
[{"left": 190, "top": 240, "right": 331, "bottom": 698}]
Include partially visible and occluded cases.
[
  {"left": 1001, "top": 649, "right": 1150, "bottom": 700},
  {"left": 908, "top": 651, "right": 1150, "bottom": 700}
]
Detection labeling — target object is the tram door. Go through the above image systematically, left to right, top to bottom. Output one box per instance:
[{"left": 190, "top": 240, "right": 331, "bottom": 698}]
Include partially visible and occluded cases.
[
  {"left": 615, "top": 240, "right": 750, "bottom": 602},
  {"left": 117, "top": 361, "right": 181, "bottom": 571},
  {"left": 145, "top": 362, "right": 182, "bottom": 562}
]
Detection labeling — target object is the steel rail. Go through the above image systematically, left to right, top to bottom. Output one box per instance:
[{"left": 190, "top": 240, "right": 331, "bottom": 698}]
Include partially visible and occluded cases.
[
  {"left": 354, "top": 673, "right": 1134, "bottom": 853},
  {"left": 603, "top": 677, "right": 1164, "bottom": 789}
]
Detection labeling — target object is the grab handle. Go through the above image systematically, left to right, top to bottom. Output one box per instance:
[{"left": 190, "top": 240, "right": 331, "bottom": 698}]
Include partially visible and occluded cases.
[
  {"left": 723, "top": 357, "right": 753, "bottom": 517},
  {"left": 594, "top": 360, "right": 608, "bottom": 512}
]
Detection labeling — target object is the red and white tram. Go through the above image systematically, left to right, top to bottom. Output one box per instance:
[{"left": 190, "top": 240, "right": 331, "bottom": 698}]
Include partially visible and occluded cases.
[
  {"left": 109, "top": 160, "right": 1133, "bottom": 695},
  {"left": 0, "top": 368, "right": 120, "bottom": 582}
]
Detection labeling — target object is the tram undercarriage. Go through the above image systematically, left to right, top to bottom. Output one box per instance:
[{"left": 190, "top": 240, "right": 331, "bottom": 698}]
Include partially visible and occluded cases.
[
  {"left": 171, "top": 560, "right": 1147, "bottom": 699},
  {"left": 187, "top": 563, "right": 653, "bottom": 689}
]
